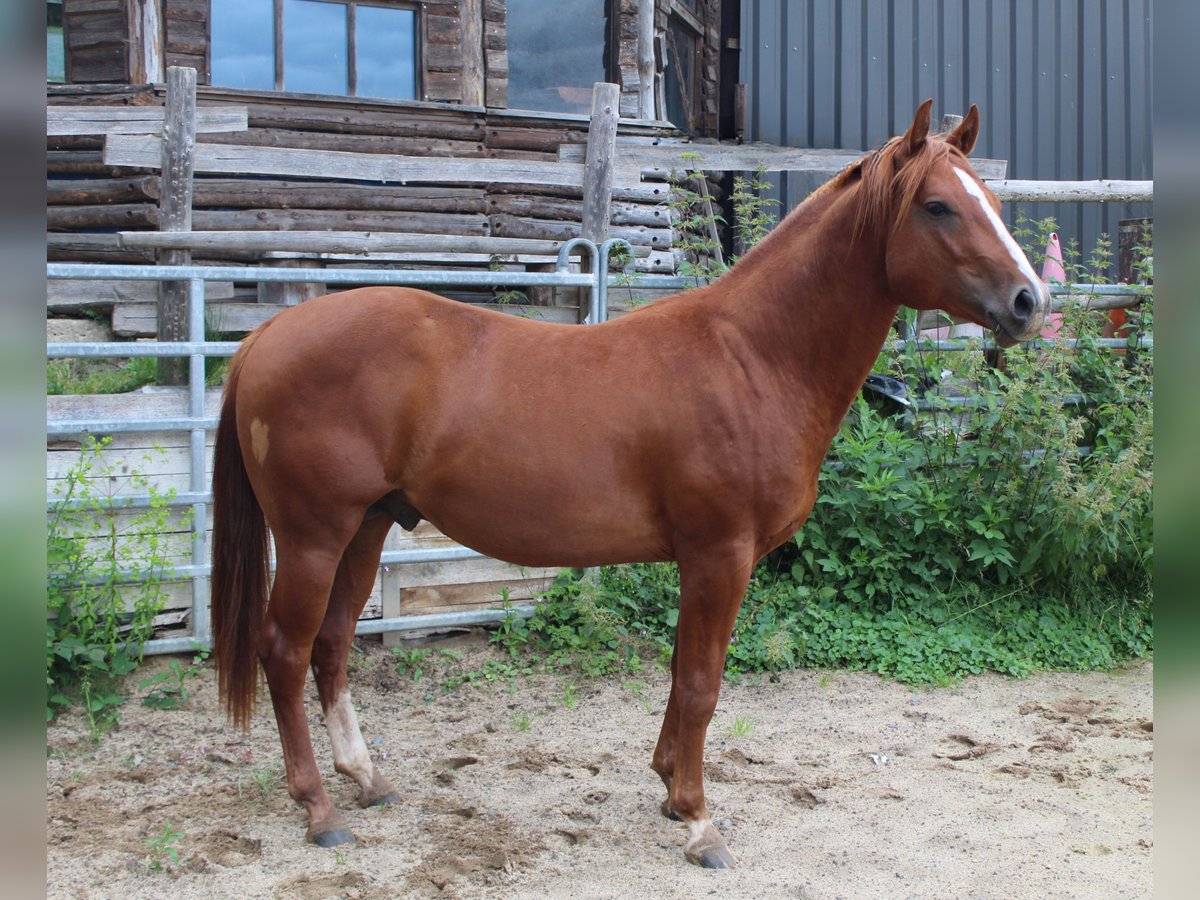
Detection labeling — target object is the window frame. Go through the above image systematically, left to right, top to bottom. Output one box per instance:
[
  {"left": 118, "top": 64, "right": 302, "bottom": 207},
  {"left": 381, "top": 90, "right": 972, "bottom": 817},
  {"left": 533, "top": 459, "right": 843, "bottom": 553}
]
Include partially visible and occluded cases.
[{"left": 208, "top": 0, "right": 423, "bottom": 100}]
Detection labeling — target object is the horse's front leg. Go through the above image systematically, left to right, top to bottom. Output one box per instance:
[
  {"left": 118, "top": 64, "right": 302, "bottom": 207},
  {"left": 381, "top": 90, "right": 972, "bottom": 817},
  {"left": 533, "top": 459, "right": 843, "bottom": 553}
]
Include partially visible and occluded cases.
[{"left": 653, "top": 544, "right": 754, "bottom": 868}]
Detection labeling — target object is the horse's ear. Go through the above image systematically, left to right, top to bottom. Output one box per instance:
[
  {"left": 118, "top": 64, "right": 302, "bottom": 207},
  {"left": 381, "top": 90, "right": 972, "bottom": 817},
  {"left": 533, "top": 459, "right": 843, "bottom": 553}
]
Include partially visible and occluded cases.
[
  {"left": 901, "top": 99, "right": 934, "bottom": 158},
  {"left": 946, "top": 105, "right": 980, "bottom": 155}
]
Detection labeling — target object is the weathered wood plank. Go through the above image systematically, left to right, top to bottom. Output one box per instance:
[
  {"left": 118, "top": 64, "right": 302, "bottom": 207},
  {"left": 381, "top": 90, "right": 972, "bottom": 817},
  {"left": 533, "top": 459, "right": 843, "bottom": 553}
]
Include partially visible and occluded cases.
[
  {"left": 461, "top": 0, "right": 485, "bottom": 107},
  {"left": 157, "top": 66, "right": 197, "bottom": 386},
  {"left": 582, "top": 83, "right": 620, "bottom": 247},
  {"left": 48, "top": 105, "right": 248, "bottom": 135},
  {"left": 201, "top": 128, "right": 486, "bottom": 158},
  {"left": 104, "top": 134, "right": 650, "bottom": 190},
  {"left": 559, "top": 140, "right": 1009, "bottom": 180},
  {"left": 47, "top": 175, "right": 160, "bottom": 205},
  {"left": 188, "top": 179, "right": 489, "bottom": 212},
  {"left": 987, "top": 180, "right": 1153, "bottom": 203},
  {"left": 488, "top": 195, "right": 669, "bottom": 228},
  {"left": 48, "top": 203, "right": 158, "bottom": 229},
  {"left": 189, "top": 208, "right": 491, "bottom": 235},
  {"left": 489, "top": 213, "right": 673, "bottom": 250},
  {"left": 116, "top": 230, "right": 626, "bottom": 257},
  {"left": 48, "top": 232, "right": 155, "bottom": 262},
  {"left": 49, "top": 278, "right": 233, "bottom": 313},
  {"left": 113, "top": 300, "right": 289, "bottom": 336},
  {"left": 46, "top": 388, "right": 223, "bottom": 431}
]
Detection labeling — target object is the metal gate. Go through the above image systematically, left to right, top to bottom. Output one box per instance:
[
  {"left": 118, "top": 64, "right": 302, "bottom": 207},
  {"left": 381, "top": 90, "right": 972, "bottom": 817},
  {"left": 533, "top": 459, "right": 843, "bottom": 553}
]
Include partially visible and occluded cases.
[{"left": 46, "top": 239, "right": 1148, "bottom": 655}]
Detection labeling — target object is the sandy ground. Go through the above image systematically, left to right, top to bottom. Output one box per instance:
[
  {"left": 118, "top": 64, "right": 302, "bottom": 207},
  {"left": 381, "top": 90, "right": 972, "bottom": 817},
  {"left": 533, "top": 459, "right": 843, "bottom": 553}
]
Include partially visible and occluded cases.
[{"left": 46, "top": 635, "right": 1152, "bottom": 899}]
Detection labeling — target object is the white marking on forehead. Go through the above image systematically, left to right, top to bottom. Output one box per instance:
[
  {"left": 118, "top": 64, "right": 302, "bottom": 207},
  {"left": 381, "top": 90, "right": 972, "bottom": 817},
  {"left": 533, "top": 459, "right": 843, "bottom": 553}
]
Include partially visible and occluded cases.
[{"left": 953, "top": 167, "right": 1043, "bottom": 289}]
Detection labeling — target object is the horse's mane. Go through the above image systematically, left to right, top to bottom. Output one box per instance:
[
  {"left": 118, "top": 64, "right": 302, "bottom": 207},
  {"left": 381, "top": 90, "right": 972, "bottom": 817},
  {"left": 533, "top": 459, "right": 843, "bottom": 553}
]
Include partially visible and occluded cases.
[
  {"left": 668, "top": 128, "right": 970, "bottom": 290},
  {"left": 805, "top": 133, "right": 967, "bottom": 242}
]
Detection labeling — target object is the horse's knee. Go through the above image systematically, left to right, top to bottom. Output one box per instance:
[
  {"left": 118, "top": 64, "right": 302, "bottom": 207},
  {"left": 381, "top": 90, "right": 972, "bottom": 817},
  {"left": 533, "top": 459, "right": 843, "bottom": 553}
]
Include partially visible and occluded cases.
[{"left": 675, "top": 679, "right": 722, "bottom": 725}]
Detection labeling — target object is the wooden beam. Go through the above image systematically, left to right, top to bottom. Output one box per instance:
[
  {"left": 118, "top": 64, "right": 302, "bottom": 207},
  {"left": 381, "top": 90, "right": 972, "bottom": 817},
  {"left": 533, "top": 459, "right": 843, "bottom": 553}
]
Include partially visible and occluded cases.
[
  {"left": 125, "top": 0, "right": 164, "bottom": 85},
  {"left": 461, "top": 0, "right": 485, "bottom": 107},
  {"left": 637, "top": 0, "right": 656, "bottom": 119},
  {"left": 156, "top": 66, "right": 196, "bottom": 386},
  {"left": 581, "top": 83, "right": 620, "bottom": 245},
  {"left": 48, "top": 106, "right": 249, "bottom": 135},
  {"left": 105, "top": 134, "right": 647, "bottom": 189},
  {"left": 558, "top": 140, "right": 1010, "bottom": 181},
  {"left": 985, "top": 180, "right": 1153, "bottom": 203},
  {"left": 117, "top": 230, "right": 634, "bottom": 257},
  {"left": 48, "top": 279, "right": 233, "bottom": 314}
]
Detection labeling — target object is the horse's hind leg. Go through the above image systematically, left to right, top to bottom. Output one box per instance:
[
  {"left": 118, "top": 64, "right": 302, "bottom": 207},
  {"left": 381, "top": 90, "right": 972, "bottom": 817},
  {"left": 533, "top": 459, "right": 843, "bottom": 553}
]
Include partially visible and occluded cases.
[
  {"left": 310, "top": 513, "right": 399, "bottom": 809},
  {"left": 258, "top": 537, "right": 354, "bottom": 847},
  {"left": 655, "top": 543, "right": 754, "bottom": 868}
]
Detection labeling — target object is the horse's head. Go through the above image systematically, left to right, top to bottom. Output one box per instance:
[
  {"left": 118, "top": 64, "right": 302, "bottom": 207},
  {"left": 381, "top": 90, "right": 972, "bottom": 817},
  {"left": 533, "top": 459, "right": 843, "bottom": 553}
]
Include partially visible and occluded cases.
[{"left": 862, "top": 100, "right": 1048, "bottom": 347}]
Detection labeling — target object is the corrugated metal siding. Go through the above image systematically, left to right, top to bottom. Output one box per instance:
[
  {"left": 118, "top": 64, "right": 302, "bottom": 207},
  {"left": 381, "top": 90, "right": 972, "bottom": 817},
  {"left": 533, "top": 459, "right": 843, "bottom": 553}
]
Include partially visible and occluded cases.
[{"left": 740, "top": 0, "right": 1153, "bottom": 272}]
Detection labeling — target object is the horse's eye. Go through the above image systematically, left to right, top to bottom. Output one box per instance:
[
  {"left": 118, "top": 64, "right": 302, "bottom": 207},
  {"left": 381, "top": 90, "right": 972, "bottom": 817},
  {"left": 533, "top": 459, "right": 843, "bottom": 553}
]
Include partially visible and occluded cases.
[{"left": 925, "top": 200, "right": 950, "bottom": 217}]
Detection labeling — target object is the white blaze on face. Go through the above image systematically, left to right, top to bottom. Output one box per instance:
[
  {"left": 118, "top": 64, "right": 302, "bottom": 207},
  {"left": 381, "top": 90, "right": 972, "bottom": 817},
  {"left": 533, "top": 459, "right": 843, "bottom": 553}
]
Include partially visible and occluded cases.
[{"left": 953, "top": 167, "right": 1046, "bottom": 305}]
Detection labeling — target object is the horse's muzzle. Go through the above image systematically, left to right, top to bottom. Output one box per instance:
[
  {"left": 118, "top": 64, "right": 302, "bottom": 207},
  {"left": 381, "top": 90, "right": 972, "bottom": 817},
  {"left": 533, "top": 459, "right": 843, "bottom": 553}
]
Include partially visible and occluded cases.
[{"left": 992, "top": 284, "right": 1048, "bottom": 347}]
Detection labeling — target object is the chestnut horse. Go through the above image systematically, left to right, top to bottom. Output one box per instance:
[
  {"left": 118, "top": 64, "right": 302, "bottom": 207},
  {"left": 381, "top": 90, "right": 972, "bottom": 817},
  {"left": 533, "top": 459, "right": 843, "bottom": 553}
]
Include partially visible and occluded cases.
[{"left": 210, "top": 101, "right": 1046, "bottom": 867}]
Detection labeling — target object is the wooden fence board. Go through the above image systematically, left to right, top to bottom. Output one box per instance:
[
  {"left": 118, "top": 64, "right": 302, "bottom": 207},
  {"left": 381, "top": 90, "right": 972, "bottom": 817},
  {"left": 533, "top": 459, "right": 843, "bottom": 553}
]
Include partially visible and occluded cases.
[
  {"left": 48, "top": 105, "right": 249, "bottom": 135},
  {"left": 104, "top": 135, "right": 645, "bottom": 191},
  {"left": 559, "top": 140, "right": 1010, "bottom": 181},
  {"left": 48, "top": 278, "right": 233, "bottom": 313}
]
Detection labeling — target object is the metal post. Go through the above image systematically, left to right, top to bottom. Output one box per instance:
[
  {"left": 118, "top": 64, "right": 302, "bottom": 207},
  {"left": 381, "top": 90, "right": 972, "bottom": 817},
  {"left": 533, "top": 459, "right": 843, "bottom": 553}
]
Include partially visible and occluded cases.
[{"left": 188, "top": 276, "right": 210, "bottom": 648}]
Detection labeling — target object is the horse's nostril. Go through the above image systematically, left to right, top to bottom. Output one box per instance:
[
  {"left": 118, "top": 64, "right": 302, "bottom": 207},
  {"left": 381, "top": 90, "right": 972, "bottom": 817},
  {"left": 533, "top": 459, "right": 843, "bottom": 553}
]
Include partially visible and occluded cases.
[{"left": 1013, "top": 288, "right": 1036, "bottom": 323}]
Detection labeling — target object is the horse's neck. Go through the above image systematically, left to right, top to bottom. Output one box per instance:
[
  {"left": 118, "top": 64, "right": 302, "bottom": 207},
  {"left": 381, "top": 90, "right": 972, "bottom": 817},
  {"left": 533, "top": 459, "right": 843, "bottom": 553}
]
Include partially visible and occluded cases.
[{"left": 710, "top": 186, "right": 901, "bottom": 439}]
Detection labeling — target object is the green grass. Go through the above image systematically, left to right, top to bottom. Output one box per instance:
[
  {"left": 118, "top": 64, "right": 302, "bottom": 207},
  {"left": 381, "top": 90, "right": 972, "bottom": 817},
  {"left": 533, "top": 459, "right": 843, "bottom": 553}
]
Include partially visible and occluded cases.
[{"left": 47, "top": 357, "right": 158, "bottom": 395}]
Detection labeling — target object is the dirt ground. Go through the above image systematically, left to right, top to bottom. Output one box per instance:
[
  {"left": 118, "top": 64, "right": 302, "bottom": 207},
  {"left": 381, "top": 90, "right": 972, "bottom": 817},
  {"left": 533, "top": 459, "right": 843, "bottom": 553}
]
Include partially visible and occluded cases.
[{"left": 46, "top": 634, "right": 1152, "bottom": 899}]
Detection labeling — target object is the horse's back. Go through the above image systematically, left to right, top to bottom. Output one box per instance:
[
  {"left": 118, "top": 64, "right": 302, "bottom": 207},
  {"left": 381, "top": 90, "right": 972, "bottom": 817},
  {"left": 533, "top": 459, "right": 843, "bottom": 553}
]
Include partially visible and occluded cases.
[{"left": 230, "top": 287, "right": 679, "bottom": 562}]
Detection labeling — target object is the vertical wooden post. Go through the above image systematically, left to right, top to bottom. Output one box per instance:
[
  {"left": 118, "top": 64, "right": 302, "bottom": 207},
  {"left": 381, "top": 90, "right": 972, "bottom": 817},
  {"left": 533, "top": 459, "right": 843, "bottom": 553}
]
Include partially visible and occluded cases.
[
  {"left": 125, "top": 0, "right": 164, "bottom": 85},
  {"left": 461, "top": 0, "right": 485, "bottom": 107},
  {"left": 637, "top": 0, "right": 656, "bottom": 119},
  {"left": 157, "top": 66, "right": 196, "bottom": 386},
  {"left": 579, "top": 82, "right": 620, "bottom": 322},
  {"left": 581, "top": 82, "right": 619, "bottom": 244}
]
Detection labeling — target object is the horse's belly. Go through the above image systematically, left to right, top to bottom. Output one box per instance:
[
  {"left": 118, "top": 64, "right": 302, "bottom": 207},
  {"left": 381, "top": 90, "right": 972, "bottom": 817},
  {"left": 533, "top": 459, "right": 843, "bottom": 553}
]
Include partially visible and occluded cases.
[{"left": 412, "top": 478, "right": 670, "bottom": 569}]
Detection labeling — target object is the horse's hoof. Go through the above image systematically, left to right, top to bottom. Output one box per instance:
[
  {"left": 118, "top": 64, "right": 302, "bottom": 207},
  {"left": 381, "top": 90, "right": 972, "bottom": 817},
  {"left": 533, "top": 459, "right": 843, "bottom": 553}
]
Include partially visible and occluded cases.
[
  {"left": 364, "top": 791, "right": 400, "bottom": 808},
  {"left": 660, "top": 800, "right": 682, "bottom": 821},
  {"left": 683, "top": 820, "right": 737, "bottom": 869},
  {"left": 309, "top": 827, "right": 356, "bottom": 848},
  {"left": 692, "top": 844, "right": 737, "bottom": 869}
]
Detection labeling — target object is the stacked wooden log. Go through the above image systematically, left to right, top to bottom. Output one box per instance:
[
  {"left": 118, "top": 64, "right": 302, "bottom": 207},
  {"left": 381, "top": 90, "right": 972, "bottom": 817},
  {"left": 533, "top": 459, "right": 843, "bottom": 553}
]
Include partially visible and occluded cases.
[{"left": 47, "top": 84, "right": 685, "bottom": 279}]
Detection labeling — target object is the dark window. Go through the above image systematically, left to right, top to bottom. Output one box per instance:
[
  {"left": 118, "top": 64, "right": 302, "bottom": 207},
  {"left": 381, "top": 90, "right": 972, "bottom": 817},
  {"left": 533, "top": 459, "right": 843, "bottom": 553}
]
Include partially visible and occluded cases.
[
  {"left": 211, "top": 0, "right": 417, "bottom": 100},
  {"left": 506, "top": 0, "right": 611, "bottom": 115}
]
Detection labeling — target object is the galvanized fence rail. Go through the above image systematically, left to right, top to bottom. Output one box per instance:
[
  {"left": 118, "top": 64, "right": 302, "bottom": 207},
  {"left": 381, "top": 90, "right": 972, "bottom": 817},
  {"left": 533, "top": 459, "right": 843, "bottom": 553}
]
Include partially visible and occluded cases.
[{"left": 46, "top": 239, "right": 1150, "bottom": 654}]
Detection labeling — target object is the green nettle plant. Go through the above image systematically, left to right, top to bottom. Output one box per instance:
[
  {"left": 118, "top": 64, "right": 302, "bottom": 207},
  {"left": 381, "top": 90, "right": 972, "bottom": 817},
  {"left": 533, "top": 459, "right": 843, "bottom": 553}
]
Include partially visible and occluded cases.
[
  {"left": 665, "top": 159, "right": 779, "bottom": 283},
  {"left": 495, "top": 214, "right": 1151, "bottom": 685},
  {"left": 47, "top": 435, "right": 179, "bottom": 728}
]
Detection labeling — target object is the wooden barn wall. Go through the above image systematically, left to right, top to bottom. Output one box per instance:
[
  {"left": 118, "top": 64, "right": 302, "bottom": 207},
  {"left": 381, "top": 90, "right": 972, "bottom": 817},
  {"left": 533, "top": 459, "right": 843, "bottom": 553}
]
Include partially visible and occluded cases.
[
  {"left": 63, "top": 0, "right": 130, "bottom": 84},
  {"left": 66, "top": 0, "right": 726, "bottom": 135},
  {"left": 163, "top": 0, "right": 205, "bottom": 76},
  {"left": 739, "top": 0, "right": 1153, "bottom": 271},
  {"left": 46, "top": 83, "right": 682, "bottom": 285}
]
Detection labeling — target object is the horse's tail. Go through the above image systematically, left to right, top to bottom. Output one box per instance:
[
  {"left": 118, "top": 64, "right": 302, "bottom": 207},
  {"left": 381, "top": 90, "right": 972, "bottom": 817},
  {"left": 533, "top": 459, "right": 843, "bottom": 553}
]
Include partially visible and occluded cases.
[{"left": 210, "top": 328, "right": 271, "bottom": 730}]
